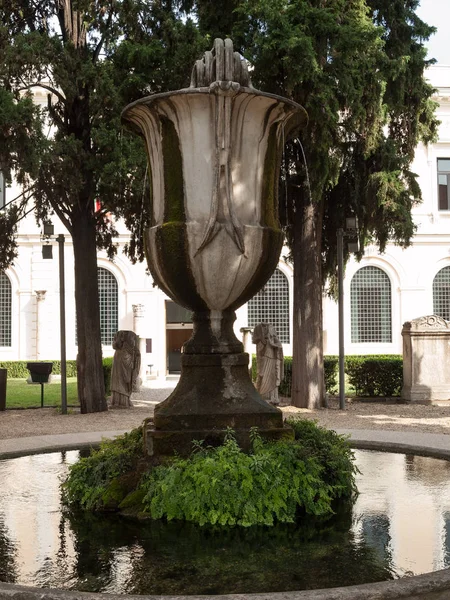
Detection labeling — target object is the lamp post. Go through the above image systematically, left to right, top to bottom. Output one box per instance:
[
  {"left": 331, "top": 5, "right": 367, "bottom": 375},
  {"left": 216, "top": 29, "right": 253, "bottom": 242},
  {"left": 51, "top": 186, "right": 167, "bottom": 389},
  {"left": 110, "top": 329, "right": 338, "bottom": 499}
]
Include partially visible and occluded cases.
[
  {"left": 337, "top": 217, "right": 359, "bottom": 411},
  {"left": 42, "top": 222, "right": 67, "bottom": 415}
]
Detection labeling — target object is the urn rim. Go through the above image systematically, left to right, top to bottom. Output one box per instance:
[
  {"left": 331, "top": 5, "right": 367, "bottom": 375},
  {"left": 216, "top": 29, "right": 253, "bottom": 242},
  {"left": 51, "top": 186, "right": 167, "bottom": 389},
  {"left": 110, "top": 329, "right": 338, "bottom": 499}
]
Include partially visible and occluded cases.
[{"left": 121, "top": 86, "right": 308, "bottom": 134}]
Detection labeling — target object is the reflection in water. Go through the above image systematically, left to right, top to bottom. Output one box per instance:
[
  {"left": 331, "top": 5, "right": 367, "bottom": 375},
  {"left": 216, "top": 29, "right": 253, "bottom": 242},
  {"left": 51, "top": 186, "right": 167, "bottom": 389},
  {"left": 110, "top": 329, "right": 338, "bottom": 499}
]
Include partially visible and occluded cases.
[
  {"left": 0, "top": 450, "right": 449, "bottom": 594},
  {"left": 360, "top": 514, "right": 391, "bottom": 564},
  {"left": 0, "top": 517, "right": 17, "bottom": 583}
]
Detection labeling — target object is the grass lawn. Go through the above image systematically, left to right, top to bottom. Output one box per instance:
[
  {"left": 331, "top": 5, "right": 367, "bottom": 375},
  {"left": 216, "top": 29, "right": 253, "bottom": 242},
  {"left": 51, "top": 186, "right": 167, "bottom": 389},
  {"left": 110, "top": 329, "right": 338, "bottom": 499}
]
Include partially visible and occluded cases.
[{"left": 5, "top": 377, "right": 80, "bottom": 409}]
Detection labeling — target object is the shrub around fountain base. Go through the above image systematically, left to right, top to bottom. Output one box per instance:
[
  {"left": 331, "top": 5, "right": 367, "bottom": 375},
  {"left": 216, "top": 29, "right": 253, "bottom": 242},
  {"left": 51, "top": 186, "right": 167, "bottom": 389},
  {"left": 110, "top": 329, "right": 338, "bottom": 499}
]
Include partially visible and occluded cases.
[{"left": 61, "top": 419, "right": 357, "bottom": 527}]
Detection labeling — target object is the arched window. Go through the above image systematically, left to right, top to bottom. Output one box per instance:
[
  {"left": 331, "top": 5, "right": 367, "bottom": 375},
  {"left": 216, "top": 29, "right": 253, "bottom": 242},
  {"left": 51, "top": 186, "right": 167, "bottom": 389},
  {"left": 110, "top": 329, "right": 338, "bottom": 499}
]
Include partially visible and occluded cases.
[
  {"left": 350, "top": 266, "right": 392, "bottom": 343},
  {"left": 433, "top": 266, "right": 450, "bottom": 321},
  {"left": 98, "top": 267, "right": 118, "bottom": 345},
  {"left": 248, "top": 268, "right": 290, "bottom": 343},
  {"left": 0, "top": 273, "right": 12, "bottom": 347}
]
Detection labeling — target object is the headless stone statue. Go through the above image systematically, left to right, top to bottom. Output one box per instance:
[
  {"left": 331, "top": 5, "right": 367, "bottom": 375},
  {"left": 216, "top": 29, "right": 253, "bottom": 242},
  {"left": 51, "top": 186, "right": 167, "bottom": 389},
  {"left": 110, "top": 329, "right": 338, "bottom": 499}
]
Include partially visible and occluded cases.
[
  {"left": 252, "top": 323, "right": 284, "bottom": 405},
  {"left": 110, "top": 330, "right": 141, "bottom": 408}
]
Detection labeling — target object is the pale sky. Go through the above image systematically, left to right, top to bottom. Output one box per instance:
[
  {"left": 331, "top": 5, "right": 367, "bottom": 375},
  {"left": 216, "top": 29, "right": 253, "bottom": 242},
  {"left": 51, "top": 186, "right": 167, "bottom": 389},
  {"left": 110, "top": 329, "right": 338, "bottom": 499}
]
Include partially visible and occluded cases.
[{"left": 416, "top": 0, "right": 450, "bottom": 65}]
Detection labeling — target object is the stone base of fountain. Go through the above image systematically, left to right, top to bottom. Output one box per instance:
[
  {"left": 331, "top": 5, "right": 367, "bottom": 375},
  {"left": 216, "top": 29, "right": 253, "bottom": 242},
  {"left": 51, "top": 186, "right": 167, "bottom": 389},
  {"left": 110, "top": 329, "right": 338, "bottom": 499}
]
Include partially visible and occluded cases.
[{"left": 144, "top": 352, "right": 293, "bottom": 457}]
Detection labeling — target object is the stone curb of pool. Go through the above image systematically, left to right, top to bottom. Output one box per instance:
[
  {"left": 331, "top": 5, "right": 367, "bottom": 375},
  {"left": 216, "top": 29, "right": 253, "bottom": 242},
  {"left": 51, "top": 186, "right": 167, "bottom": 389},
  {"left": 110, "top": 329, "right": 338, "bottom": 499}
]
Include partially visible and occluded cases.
[{"left": 1, "top": 428, "right": 450, "bottom": 600}]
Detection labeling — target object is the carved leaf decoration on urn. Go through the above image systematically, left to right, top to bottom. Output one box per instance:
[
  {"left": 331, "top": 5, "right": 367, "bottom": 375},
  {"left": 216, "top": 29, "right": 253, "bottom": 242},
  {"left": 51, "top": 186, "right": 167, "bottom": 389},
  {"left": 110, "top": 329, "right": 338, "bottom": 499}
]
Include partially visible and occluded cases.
[{"left": 192, "top": 39, "right": 248, "bottom": 257}]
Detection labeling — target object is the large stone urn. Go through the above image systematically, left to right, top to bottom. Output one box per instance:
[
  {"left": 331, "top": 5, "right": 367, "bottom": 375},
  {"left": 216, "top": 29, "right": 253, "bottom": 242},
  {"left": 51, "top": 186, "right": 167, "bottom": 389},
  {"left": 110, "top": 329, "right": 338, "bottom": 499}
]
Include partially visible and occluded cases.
[{"left": 122, "top": 38, "right": 307, "bottom": 456}]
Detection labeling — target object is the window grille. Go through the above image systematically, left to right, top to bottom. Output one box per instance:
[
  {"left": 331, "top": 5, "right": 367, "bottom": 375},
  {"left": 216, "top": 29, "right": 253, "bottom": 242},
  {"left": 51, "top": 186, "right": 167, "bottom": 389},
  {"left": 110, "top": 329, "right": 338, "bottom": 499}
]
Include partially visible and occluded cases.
[
  {"left": 437, "top": 159, "right": 450, "bottom": 211},
  {"left": 350, "top": 266, "right": 392, "bottom": 343},
  {"left": 98, "top": 267, "right": 118, "bottom": 345},
  {"left": 433, "top": 267, "right": 450, "bottom": 321},
  {"left": 248, "top": 268, "right": 290, "bottom": 343},
  {"left": 0, "top": 273, "right": 12, "bottom": 347}
]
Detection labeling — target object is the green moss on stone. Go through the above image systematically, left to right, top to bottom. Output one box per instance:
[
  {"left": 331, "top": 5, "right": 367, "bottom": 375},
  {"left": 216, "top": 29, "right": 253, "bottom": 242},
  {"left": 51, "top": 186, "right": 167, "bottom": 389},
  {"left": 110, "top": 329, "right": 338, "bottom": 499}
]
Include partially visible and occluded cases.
[
  {"left": 161, "top": 117, "right": 185, "bottom": 223},
  {"left": 261, "top": 124, "right": 282, "bottom": 229},
  {"left": 144, "top": 152, "right": 154, "bottom": 226},
  {"left": 155, "top": 221, "right": 206, "bottom": 310},
  {"left": 101, "top": 478, "right": 129, "bottom": 509},
  {"left": 119, "top": 488, "right": 147, "bottom": 510}
]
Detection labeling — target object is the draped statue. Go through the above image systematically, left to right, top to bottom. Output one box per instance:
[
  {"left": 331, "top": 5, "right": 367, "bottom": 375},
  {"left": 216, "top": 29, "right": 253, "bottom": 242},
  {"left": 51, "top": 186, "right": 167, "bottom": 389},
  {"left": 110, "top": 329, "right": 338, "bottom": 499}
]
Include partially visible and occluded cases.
[
  {"left": 252, "top": 323, "right": 284, "bottom": 405},
  {"left": 110, "top": 330, "right": 141, "bottom": 408}
]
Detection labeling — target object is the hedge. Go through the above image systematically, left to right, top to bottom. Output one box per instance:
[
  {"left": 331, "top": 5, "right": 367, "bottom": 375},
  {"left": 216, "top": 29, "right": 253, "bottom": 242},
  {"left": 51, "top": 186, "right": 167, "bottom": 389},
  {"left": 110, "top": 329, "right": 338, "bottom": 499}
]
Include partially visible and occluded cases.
[
  {"left": 252, "top": 354, "right": 403, "bottom": 398},
  {"left": 345, "top": 355, "right": 403, "bottom": 397},
  {"left": 103, "top": 357, "right": 113, "bottom": 396},
  {"left": 1, "top": 358, "right": 114, "bottom": 398},
  {"left": 0, "top": 360, "right": 78, "bottom": 378}
]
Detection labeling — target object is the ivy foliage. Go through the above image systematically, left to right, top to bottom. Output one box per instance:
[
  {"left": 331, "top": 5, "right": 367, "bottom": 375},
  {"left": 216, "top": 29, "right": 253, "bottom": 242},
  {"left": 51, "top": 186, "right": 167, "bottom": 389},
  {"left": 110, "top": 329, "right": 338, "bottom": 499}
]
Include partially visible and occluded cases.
[{"left": 62, "top": 422, "right": 357, "bottom": 528}]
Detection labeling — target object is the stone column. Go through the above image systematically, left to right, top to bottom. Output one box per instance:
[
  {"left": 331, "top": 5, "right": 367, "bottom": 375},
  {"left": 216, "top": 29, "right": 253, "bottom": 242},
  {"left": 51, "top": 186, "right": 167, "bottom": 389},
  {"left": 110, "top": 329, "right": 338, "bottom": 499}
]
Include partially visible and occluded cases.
[
  {"left": 35, "top": 290, "right": 47, "bottom": 360},
  {"left": 132, "top": 303, "right": 147, "bottom": 384},
  {"left": 240, "top": 326, "right": 254, "bottom": 373}
]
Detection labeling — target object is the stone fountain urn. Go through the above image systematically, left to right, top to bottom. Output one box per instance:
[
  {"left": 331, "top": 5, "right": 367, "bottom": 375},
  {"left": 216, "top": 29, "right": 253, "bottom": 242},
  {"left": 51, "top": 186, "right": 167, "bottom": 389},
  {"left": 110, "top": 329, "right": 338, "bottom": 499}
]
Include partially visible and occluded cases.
[{"left": 122, "top": 38, "right": 307, "bottom": 456}]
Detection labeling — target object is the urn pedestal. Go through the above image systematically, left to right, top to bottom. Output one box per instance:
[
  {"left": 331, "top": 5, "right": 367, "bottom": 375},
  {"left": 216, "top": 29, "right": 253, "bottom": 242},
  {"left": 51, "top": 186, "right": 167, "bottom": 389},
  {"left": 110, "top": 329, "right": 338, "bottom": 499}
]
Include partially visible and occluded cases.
[
  {"left": 122, "top": 38, "right": 307, "bottom": 456},
  {"left": 144, "top": 310, "right": 290, "bottom": 457}
]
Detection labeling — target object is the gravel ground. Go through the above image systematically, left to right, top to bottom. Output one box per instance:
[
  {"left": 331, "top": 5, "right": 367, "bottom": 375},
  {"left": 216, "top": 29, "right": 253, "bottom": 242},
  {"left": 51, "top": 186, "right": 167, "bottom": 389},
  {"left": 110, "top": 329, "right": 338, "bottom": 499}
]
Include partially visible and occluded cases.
[{"left": 1, "top": 379, "right": 450, "bottom": 440}]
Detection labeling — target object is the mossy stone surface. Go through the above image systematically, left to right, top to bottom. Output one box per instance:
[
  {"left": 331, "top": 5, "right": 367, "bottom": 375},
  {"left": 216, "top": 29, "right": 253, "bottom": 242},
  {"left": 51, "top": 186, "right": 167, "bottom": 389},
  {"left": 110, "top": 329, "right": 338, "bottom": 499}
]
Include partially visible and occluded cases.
[
  {"left": 161, "top": 117, "right": 185, "bottom": 224},
  {"left": 261, "top": 123, "right": 282, "bottom": 229},
  {"left": 154, "top": 221, "right": 206, "bottom": 310},
  {"left": 100, "top": 478, "right": 129, "bottom": 510}
]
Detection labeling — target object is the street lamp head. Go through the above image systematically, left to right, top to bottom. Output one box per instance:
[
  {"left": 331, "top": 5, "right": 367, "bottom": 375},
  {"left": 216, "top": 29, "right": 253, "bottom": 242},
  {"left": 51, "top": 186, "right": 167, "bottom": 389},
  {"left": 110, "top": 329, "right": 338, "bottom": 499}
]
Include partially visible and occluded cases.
[
  {"left": 345, "top": 216, "right": 358, "bottom": 231},
  {"left": 43, "top": 221, "right": 54, "bottom": 237},
  {"left": 347, "top": 241, "right": 359, "bottom": 253}
]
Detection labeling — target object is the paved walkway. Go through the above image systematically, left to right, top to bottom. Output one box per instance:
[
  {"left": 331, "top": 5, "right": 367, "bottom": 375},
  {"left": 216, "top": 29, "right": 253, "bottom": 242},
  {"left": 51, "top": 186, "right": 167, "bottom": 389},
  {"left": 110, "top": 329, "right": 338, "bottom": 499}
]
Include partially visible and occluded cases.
[
  {"left": 1, "top": 377, "right": 450, "bottom": 458},
  {"left": 1, "top": 426, "right": 449, "bottom": 460}
]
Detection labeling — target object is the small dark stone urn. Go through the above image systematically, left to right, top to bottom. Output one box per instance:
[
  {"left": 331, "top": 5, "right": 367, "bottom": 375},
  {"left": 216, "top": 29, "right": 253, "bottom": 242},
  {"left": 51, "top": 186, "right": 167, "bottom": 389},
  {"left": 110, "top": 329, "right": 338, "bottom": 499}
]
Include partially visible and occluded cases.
[{"left": 122, "top": 38, "right": 307, "bottom": 456}]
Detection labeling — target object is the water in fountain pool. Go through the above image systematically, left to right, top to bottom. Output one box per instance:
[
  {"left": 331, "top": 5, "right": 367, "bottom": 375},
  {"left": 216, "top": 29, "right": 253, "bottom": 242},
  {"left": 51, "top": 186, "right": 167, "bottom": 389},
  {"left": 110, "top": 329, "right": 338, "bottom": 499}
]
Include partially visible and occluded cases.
[{"left": 0, "top": 449, "right": 450, "bottom": 594}]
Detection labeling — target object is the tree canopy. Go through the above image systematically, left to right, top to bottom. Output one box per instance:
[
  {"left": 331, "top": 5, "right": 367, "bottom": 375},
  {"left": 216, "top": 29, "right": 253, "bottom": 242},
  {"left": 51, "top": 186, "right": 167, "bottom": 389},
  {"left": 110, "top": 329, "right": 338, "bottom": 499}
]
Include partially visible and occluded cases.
[
  {"left": 0, "top": 0, "right": 205, "bottom": 411},
  {"left": 190, "top": 0, "right": 439, "bottom": 407}
]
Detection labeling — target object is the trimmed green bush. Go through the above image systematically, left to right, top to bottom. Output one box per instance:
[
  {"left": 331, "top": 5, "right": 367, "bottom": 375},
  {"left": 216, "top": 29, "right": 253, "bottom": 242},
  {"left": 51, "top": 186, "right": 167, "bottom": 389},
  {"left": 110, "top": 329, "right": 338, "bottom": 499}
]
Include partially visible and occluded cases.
[
  {"left": 253, "top": 354, "right": 402, "bottom": 398},
  {"left": 345, "top": 355, "right": 403, "bottom": 397},
  {"left": 103, "top": 356, "right": 113, "bottom": 396},
  {"left": 279, "top": 356, "right": 292, "bottom": 396},
  {"left": 324, "top": 356, "right": 338, "bottom": 394},
  {"left": 0, "top": 360, "right": 77, "bottom": 378}
]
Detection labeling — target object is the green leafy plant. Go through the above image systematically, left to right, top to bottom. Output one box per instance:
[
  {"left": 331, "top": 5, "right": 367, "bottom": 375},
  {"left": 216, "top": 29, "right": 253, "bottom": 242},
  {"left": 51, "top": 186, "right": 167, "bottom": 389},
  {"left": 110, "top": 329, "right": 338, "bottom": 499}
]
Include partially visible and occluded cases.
[
  {"left": 286, "top": 418, "right": 358, "bottom": 498},
  {"left": 62, "top": 422, "right": 357, "bottom": 528},
  {"left": 140, "top": 426, "right": 357, "bottom": 527},
  {"left": 61, "top": 427, "right": 143, "bottom": 511}
]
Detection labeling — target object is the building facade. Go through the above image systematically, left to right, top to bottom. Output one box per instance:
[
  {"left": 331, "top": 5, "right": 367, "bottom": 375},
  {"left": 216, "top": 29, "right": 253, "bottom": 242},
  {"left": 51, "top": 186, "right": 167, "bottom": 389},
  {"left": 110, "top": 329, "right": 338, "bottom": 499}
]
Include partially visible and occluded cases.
[{"left": 1, "top": 66, "right": 450, "bottom": 378}]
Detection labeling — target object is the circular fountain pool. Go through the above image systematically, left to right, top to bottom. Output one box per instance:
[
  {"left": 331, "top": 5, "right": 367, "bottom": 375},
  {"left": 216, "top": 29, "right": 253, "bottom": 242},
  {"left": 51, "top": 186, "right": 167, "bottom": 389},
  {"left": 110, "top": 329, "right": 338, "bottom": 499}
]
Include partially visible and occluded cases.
[{"left": 0, "top": 449, "right": 450, "bottom": 596}]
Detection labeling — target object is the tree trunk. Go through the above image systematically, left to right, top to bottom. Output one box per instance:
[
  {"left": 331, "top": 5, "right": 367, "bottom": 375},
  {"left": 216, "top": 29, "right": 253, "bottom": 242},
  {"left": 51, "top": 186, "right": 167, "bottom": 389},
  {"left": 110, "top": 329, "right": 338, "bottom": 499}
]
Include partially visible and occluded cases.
[
  {"left": 290, "top": 196, "right": 325, "bottom": 409},
  {"left": 72, "top": 210, "right": 107, "bottom": 413}
]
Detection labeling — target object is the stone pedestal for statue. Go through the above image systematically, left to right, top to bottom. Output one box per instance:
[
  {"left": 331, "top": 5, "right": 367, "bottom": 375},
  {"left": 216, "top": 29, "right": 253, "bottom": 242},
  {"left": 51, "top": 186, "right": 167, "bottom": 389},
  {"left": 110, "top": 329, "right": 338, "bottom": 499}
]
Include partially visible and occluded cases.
[
  {"left": 122, "top": 38, "right": 307, "bottom": 456},
  {"left": 132, "top": 303, "right": 146, "bottom": 388},
  {"left": 402, "top": 315, "right": 450, "bottom": 404},
  {"left": 252, "top": 323, "right": 284, "bottom": 406},
  {"left": 240, "top": 326, "right": 254, "bottom": 373},
  {"left": 110, "top": 330, "right": 141, "bottom": 408}
]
